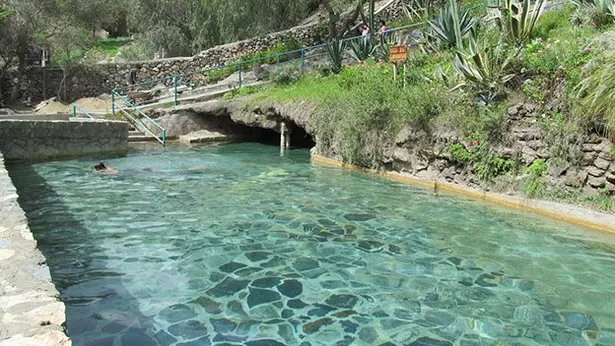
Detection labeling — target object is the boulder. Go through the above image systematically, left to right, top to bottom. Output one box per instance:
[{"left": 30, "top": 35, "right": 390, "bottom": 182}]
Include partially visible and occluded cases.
[
  {"left": 594, "top": 157, "right": 612, "bottom": 170},
  {"left": 586, "top": 166, "right": 606, "bottom": 177},
  {"left": 565, "top": 170, "right": 587, "bottom": 188},
  {"left": 587, "top": 175, "right": 606, "bottom": 188}
]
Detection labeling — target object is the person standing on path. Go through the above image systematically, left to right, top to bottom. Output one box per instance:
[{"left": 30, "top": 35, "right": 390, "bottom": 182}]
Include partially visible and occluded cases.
[
  {"left": 378, "top": 20, "right": 388, "bottom": 37},
  {"left": 361, "top": 24, "right": 370, "bottom": 42},
  {"left": 127, "top": 64, "right": 142, "bottom": 86}
]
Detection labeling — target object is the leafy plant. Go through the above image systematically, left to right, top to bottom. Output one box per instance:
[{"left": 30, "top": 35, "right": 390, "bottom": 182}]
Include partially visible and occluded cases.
[
  {"left": 424, "top": 0, "right": 477, "bottom": 50},
  {"left": 493, "top": 0, "right": 546, "bottom": 45},
  {"left": 452, "top": 35, "right": 516, "bottom": 103},
  {"left": 349, "top": 37, "right": 375, "bottom": 62},
  {"left": 326, "top": 39, "right": 347, "bottom": 74},
  {"left": 575, "top": 56, "right": 615, "bottom": 137},
  {"left": 269, "top": 64, "right": 302, "bottom": 85},
  {"left": 450, "top": 143, "right": 473, "bottom": 163},
  {"left": 475, "top": 154, "right": 516, "bottom": 181},
  {"left": 523, "top": 159, "right": 547, "bottom": 198}
]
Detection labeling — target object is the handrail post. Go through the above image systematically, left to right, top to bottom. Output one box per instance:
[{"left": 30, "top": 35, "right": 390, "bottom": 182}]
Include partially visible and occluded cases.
[
  {"left": 301, "top": 49, "right": 305, "bottom": 74},
  {"left": 276, "top": 54, "right": 280, "bottom": 66},
  {"left": 237, "top": 62, "right": 242, "bottom": 89},
  {"left": 173, "top": 76, "right": 178, "bottom": 106},
  {"left": 111, "top": 91, "right": 116, "bottom": 115},
  {"left": 72, "top": 104, "right": 76, "bottom": 118}
]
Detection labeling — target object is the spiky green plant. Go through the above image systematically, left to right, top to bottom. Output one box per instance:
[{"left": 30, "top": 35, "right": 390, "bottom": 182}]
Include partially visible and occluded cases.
[
  {"left": 403, "top": 0, "right": 437, "bottom": 22},
  {"left": 425, "top": 0, "right": 477, "bottom": 50},
  {"left": 495, "top": 0, "right": 546, "bottom": 45},
  {"left": 571, "top": 0, "right": 615, "bottom": 27},
  {"left": 0, "top": 8, "right": 13, "bottom": 21},
  {"left": 452, "top": 35, "right": 516, "bottom": 103},
  {"left": 349, "top": 37, "right": 376, "bottom": 62},
  {"left": 327, "top": 39, "right": 347, "bottom": 74},
  {"left": 576, "top": 56, "right": 615, "bottom": 137}
]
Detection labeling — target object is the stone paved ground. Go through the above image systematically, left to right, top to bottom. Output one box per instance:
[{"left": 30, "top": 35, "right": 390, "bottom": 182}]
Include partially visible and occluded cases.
[{"left": 0, "top": 154, "right": 70, "bottom": 346}]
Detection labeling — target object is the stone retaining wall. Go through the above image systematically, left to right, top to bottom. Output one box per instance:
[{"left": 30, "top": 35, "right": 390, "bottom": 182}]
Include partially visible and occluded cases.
[
  {"left": 0, "top": 120, "right": 129, "bottom": 161},
  {"left": 0, "top": 153, "right": 71, "bottom": 345}
]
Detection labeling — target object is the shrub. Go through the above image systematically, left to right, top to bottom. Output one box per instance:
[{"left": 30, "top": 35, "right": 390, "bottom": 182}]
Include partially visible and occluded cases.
[
  {"left": 425, "top": 0, "right": 477, "bottom": 50},
  {"left": 494, "top": 0, "right": 547, "bottom": 45},
  {"left": 571, "top": 0, "right": 615, "bottom": 28},
  {"left": 452, "top": 35, "right": 516, "bottom": 103},
  {"left": 575, "top": 56, "right": 615, "bottom": 137},
  {"left": 269, "top": 64, "right": 302, "bottom": 85},
  {"left": 522, "top": 159, "right": 547, "bottom": 198}
]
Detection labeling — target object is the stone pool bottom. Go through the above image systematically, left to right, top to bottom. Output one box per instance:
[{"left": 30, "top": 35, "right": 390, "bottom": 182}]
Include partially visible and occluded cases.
[{"left": 7, "top": 143, "right": 615, "bottom": 346}]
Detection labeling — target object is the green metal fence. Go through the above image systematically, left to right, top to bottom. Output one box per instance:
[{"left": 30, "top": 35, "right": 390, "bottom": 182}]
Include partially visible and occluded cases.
[
  {"left": 112, "top": 89, "right": 167, "bottom": 145},
  {"left": 71, "top": 103, "right": 96, "bottom": 119}
]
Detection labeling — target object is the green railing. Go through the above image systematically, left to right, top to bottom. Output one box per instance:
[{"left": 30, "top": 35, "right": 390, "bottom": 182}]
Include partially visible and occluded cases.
[
  {"left": 112, "top": 90, "right": 166, "bottom": 145},
  {"left": 71, "top": 103, "right": 96, "bottom": 119}
]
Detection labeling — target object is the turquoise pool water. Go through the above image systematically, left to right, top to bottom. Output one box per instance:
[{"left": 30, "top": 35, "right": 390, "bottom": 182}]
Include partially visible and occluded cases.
[{"left": 8, "top": 143, "right": 615, "bottom": 346}]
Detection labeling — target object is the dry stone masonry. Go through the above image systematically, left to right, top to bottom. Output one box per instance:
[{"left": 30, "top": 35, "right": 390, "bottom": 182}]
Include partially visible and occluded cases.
[{"left": 0, "top": 119, "right": 129, "bottom": 161}]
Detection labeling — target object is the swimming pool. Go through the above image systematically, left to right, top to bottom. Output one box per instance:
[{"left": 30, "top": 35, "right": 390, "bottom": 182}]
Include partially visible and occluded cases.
[{"left": 8, "top": 143, "right": 615, "bottom": 346}]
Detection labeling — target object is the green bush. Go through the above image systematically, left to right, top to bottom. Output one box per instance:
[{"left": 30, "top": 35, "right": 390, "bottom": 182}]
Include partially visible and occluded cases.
[
  {"left": 575, "top": 55, "right": 615, "bottom": 136},
  {"left": 269, "top": 64, "right": 302, "bottom": 85}
]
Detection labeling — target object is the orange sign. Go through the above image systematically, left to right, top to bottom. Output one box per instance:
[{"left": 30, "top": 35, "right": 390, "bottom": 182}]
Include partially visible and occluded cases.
[{"left": 390, "top": 45, "right": 407, "bottom": 63}]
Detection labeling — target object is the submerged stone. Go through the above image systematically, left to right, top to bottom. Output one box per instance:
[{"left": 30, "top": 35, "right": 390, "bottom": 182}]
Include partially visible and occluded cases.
[
  {"left": 343, "top": 213, "right": 375, "bottom": 221},
  {"left": 357, "top": 240, "right": 385, "bottom": 252},
  {"left": 245, "top": 251, "right": 271, "bottom": 262},
  {"left": 293, "top": 257, "right": 320, "bottom": 271},
  {"left": 219, "top": 261, "right": 247, "bottom": 273},
  {"left": 475, "top": 273, "right": 498, "bottom": 287},
  {"left": 207, "top": 277, "right": 250, "bottom": 298},
  {"left": 251, "top": 277, "right": 282, "bottom": 288},
  {"left": 278, "top": 279, "right": 303, "bottom": 298},
  {"left": 247, "top": 287, "right": 282, "bottom": 308},
  {"left": 325, "top": 294, "right": 359, "bottom": 309},
  {"left": 189, "top": 296, "right": 222, "bottom": 314},
  {"left": 287, "top": 299, "right": 308, "bottom": 309},
  {"left": 158, "top": 304, "right": 197, "bottom": 323},
  {"left": 307, "top": 304, "right": 337, "bottom": 317},
  {"left": 281, "top": 308, "right": 295, "bottom": 319},
  {"left": 561, "top": 312, "right": 598, "bottom": 330},
  {"left": 302, "top": 317, "right": 334, "bottom": 334},
  {"left": 210, "top": 318, "right": 237, "bottom": 334},
  {"left": 168, "top": 320, "right": 208, "bottom": 339},
  {"left": 340, "top": 320, "right": 359, "bottom": 333},
  {"left": 358, "top": 326, "right": 379, "bottom": 343},
  {"left": 121, "top": 328, "right": 158, "bottom": 346},
  {"left": 154, "top": 330, "right": 176, "bottom": 345},
  {"left": 212, "top": 333, "right": 248, "bottom": 343},
  {"left": 176, "top": 336, "right": 211, "bottom": 346},
  {"left": 408, "top": 336, "right": 453, "bottom": 346},
  {"left": 246, "top": 339, "right": 286, "bottom": 346}
]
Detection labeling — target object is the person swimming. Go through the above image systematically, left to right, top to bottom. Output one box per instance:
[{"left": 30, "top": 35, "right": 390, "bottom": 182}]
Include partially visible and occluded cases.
[{"left": 94, "top": 162, "right": 120, "bottom": 175}]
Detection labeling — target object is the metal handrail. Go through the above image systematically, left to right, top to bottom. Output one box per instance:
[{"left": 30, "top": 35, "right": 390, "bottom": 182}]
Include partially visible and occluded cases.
[
  {"left": 111, "top": 90, "right": 166, "bottom": 145},
  {"left": 71, "top": 103, "right": 96, "bottom": 119}
]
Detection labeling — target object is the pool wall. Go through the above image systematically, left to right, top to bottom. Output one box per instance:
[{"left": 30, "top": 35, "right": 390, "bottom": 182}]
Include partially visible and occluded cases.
[
  {"left": 0, "top": 119, "right": 129, "bottom": 161},
  {"left": 0, "top": 153, "right": 71, "bottom": 345},
  {"left": 311, "top": 153, "right": 615, "bottom": 234}
]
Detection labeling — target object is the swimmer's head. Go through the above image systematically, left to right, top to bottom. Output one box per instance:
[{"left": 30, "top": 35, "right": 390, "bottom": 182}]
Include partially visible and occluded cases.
[{"left": 94, "top": 162, "right": 107, "bottom": 171}]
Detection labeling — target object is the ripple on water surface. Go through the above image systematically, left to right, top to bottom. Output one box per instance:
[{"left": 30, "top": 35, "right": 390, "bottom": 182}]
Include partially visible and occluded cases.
[{"left": 8, "top": 143, "right": 615, "bottom": 346}]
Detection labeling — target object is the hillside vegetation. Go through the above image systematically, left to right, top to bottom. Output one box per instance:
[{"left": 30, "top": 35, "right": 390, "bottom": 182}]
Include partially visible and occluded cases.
[{"left": 231, "top": 0, "right": 615, "bottom": 211}]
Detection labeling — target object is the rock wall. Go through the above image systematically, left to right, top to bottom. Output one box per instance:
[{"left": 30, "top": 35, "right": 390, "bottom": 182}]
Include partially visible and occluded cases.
[
  {"left": 4, "top": 24, "right": 325, "bottom": 103},
  {"left": 0, "top": 119, "right": 129, "bottom": 161},
  {"left": 0, "top": 153, "right": 71, "bottom": 345}
]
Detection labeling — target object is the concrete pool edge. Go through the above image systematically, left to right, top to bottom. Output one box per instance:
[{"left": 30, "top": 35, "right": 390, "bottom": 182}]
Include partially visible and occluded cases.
[
  {"left": 0, "top": 154, "right": 71, "bottom": 345},
  {"left": 311, "top": 154, "right": 615, "bottom": 234}
]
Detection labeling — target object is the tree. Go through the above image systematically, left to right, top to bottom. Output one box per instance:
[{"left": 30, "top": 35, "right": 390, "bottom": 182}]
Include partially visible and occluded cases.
[{"left": 46, "top": 26, "right": 93, "bottom": 100}]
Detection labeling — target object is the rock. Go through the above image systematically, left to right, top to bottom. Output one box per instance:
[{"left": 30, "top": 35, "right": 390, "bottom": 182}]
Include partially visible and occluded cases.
[
  {"left": 521, "top": 146, "right": 538, "bottom": 164},
  {"left": 583, "top": 152, "right": 598, "bottom": 165},
  {"left": 594, "top": 157, "right": 612, "bottom": 170},
  {"left": 547, "top": 161, "right": 570, "bottom": 177},
  {"left": 586, "top": 166, "right": 606, "bottom": 177},
  {"left": 565, "top": 170, "right": 588, "bottom": 187},
  {"left": 606, "top": 172, "right": 615, "bottom": 184},
  {"left": 587, "top": 175, "right": 606, "bottom": 188},
  {"left": 343, "top": 213, "right": 375, "bottom": 221},
  {"left": 292, "top": 257, "right": 320, "bottom": 271},
  {"left": 219, "top": 261, "right": 247, "bottom": 273},
  {"left": 251, "top": 277, "right": 282, "bottom": 288},
  {"left": 207, "top": 278, "right": 250, "bottom": 298},
  {"left": 278, "top": 279, "right": 302, "bottom": 298},
  {"left": 247, "top": 287, "right": 281, "bottom": 308},
  {"left": 325, "top": 294, "right": 359, "bottom": 309},
  {"left": 189, "top": 296, "right": 222, "bottom": 314},
  {"left": 287, "top": 299, "right": 308, "bottom": 309},
  {"left": 158, "top": 304, "right": 197, "bottom": 323},
  {"left": 561, "top": 312, "right": 598, "bottom": 330},
  {"left": 302, "top": 317, "right": 333, "bottom": 334},
  {"left": 210, "top": 318, "right": 237, "bottom": 333},
  {"left": 168, "top": 320, "right": 209, "bottom": 339},
  {"left": 358, "top": 326, "right": 379, "bottom": 343},
  {"left": 408, "top": 336, "right": 453, "bottom": 346},
  {"left": 246, "top": 339, "right": 286, "bottom": 346}
]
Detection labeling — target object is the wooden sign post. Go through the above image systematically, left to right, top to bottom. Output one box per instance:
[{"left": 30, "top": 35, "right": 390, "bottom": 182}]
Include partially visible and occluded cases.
[{"left": 389, "top": 45, "right": 407, "bottom": 81}]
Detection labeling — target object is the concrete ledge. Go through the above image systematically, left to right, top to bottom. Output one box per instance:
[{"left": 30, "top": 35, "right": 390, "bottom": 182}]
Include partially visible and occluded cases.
[
  {"left": 0, "top": 119, "right": 129, "bottom": 161},
  {"left": 0, "top": 154, "right": 71, "bottom": 345},
  {"left": 311, "top": 154, "right": 615, "bottom": 234}
]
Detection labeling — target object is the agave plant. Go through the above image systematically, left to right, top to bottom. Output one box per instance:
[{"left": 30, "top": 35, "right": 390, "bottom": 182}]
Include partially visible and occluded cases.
[
  {"left": 403, "top": 0, "right": 437, "bottom": 22},
  {"left": 424, "top": 0, "right": 477, "bottom": 50},
  {"left": 494, "top": 0, "right": 546, "bottom": 45},
  {"left": 571, "top": 0, "right": 615, "bottom": 27},
  {"left": 452, "top": 35, "right": 516, "bottom": 103},
  {"left": 349, "top": 37, "right": 376, "bottom": 62},
  {"left": 327, "top": 39, "right": 347, "bottom": 74},
  {"left": 576, "top": 56, "right": 615, "bottom": 137}
]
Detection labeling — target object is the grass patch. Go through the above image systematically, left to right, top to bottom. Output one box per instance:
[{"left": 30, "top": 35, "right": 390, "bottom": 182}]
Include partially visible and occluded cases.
[{"left": 95, "top": 37, "right": 133, "bottom": 57}]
